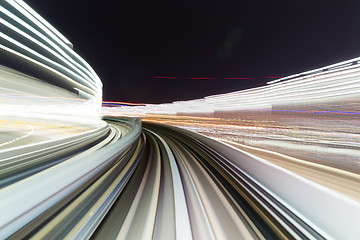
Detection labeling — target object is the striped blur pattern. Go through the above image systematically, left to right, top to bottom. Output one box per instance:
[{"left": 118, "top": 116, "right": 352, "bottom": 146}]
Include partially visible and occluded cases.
[
  {"left": 0, "top": 0, "right": 102, "bottom": 103},
  {"left": 107, "top": 57, "right": 360, "bottom": 116}
]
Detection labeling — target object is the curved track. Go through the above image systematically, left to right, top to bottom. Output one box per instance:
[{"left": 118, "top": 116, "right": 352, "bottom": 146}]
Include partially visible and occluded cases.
[{"left": 1, "top": 118, "right": 359, "bottom": 239}]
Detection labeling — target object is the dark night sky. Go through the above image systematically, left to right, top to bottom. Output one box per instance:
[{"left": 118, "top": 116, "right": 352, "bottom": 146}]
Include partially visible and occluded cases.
[{"left": 27, "top": 0, "right": 360, "bottom": 103}]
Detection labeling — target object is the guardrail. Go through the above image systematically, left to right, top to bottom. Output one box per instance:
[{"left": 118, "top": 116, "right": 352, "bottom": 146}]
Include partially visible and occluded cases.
[{"left": 267, "top": 57, "right": 360, "bottom": 84}]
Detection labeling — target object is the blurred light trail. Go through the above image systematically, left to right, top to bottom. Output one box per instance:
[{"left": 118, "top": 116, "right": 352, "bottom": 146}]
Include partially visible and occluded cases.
[
  {"left": 1, "top": 0, "right": 103, "bottom": 122},
  {"left": 2, "top": 1, "right": 360, "bottom": 239},
  {"left": 111, "top": 58, "right": 360, "bottom": 115},
  {"left": 266, "top": 58, "right": 360, "bottom": 84},
  {"left": 152, "top": 76, "right": 177, "bottom": 79},
  {"left": 0, "top": 92, "right": 86, "bottom": 102},
  {"left": 102, "top": 100, "right": 152, "bottom": 106},
  {"left": 270, "top": 109, "right": 360, "bottom": 115},
  {"left": 0, "top": 117, "right": 105, "bottom": 152},
  {"left": 0, "top": 124, "right": 34, "bottom": 148}
]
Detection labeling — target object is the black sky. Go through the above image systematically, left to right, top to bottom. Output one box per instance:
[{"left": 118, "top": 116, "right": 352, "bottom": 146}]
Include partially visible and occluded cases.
[{"left": 27, "top": 0, "right": 360, "bottom": 103}]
